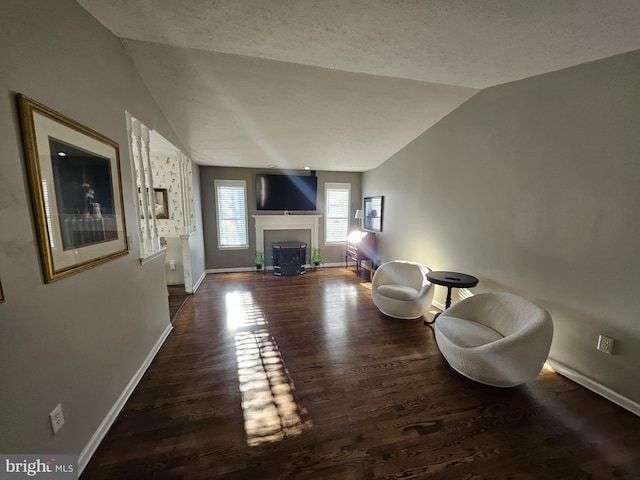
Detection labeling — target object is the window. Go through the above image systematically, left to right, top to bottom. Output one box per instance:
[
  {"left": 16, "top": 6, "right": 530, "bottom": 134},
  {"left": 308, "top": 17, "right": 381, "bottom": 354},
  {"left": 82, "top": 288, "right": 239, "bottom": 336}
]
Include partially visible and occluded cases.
[
  {"left": 215, "top": 179, "right": 248, "bottom": 249},
  {"left": 325, "top": 182, "right": 351, "bottom": 244}
]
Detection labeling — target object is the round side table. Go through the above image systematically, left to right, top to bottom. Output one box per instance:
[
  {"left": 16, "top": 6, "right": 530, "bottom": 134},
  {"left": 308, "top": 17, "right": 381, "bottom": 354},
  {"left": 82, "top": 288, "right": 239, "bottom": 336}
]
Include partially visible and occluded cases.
[{"left": 424, "top": 271, "right": 479, "bottom": 325}]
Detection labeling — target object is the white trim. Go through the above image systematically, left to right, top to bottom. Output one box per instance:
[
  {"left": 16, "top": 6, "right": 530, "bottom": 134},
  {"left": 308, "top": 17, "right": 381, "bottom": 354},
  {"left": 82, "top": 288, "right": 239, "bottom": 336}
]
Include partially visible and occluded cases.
[
  {"left": 252, "top": 215, "right": 322, "bottom": 254},
  {"left": 179, "top": 235, "right": 195, "bottom": 294},
  {"left": 138, "top": 246, "right": 166, "bottom": 265},
  {"left": 206, "top": 263, "right": 349, "bottom": 274},
  {"left": 207, "top": 263, "right": 348, "bottom": 274},
  {"left": 206, "top": 267, "right": 256, "bottom": 274},
  {"left": 192, "top": 271, "right": 207, "bottom": 293},
  {"left": 432, "top": 300, "right": 446, "bottom": 311},
  {"left": 79, "top": 323, "right": 174, "bottom": 474},
  {"left": 546, "top": 358, "right": 640, "bottom": 417}
]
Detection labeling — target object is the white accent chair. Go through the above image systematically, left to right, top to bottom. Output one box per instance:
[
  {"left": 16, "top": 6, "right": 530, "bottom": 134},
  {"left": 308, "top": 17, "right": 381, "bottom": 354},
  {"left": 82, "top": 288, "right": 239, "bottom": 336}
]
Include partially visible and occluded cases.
[
  {"left": 371, "top": 261, "right": 435, "bottom": 319},
  {"left": 434, "top": 292, "right": 553, "bottom": 387}
]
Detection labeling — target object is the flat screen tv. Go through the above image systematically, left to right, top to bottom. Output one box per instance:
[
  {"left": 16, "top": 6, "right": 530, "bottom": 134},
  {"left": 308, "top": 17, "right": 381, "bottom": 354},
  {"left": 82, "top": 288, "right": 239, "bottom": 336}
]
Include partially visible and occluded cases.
[{"left": 256, "top": 174, "right": 317, "bottom": 211}]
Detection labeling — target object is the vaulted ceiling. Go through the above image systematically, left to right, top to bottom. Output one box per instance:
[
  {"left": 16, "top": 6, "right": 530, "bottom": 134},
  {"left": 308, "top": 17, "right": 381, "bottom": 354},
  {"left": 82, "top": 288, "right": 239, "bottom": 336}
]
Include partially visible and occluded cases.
[{"left": 77, "top": 1, "right": 640, "bottom": 171}]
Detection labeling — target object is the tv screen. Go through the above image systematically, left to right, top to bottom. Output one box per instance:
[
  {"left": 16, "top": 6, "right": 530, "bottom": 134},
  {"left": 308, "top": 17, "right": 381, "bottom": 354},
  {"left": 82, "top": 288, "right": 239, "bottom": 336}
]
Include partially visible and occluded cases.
[{"left": 256, "top": 174, "right": 317, "bottom": 211}]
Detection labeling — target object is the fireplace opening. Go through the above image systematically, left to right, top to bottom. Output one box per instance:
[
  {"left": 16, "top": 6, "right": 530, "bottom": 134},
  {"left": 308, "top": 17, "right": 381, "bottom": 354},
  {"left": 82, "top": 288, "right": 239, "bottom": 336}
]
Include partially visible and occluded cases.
[{"left": 272, "top": 242, "right": 306, "bottom": 276}]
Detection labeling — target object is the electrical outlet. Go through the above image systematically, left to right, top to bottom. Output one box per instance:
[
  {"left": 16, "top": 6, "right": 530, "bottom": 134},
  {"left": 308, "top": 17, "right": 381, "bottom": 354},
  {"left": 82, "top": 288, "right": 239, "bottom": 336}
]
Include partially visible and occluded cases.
[
  {"left": 597, "top": 335, "right": 614, "bottom": 354},
  {"left": 49, "top": 404, "right": 65, "bottom": 435}
]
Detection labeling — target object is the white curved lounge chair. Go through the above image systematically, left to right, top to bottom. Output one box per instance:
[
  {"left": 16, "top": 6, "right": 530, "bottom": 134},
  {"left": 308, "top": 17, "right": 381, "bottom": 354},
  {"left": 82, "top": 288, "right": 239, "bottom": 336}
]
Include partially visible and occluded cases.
[
  {"left": 371, "top": 261, "right": 434, "bottom": 319},
  {"left": 434, "top": 292, "right": 553, "bottom": 387}
]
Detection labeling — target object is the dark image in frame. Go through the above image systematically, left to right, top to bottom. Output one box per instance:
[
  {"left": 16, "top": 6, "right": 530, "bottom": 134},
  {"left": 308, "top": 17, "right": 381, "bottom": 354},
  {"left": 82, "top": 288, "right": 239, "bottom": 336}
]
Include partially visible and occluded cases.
[
  {"left": 18, "top": 94, "right": 128, "bottom": 283},
  {"left": 363, "top": 196, "right": 384, "bottom": 233}
]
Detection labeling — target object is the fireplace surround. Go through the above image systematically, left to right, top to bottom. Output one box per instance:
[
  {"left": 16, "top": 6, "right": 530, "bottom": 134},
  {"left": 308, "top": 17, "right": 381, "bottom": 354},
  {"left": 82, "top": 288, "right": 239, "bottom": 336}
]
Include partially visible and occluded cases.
[{"left": 252, "top": 215, "right": 322, "bottom": 259}]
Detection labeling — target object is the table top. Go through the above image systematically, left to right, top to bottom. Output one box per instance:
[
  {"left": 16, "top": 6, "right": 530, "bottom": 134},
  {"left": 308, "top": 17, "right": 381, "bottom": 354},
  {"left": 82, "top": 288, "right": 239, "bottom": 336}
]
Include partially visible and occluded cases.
[{"left": 426, "top": 271, "right": 479, "bottom": 288}]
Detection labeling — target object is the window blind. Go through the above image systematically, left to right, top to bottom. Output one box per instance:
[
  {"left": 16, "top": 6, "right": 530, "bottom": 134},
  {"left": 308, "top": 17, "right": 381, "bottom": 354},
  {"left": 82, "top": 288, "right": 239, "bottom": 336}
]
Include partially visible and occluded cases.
[
  {"left": 215, "top": 180, "right": 248, "bottom": 248},
  {"left": 325, "top": 183, "right": 350, "bottom": 243}
]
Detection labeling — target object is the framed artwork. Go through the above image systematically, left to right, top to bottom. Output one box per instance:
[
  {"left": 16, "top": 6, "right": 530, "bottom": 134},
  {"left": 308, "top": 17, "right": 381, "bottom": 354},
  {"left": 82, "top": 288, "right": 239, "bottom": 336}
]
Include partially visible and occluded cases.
[
  {"left": 18, "top": 94, "right": 128, "bottom": 283},
  {"left": 154, "top": 188, "right": 169, "bottom": 219},
  {"left": 363, "top": 196, "right": 384, "bottom": 232},
  {"left": 0, "top": 278, "right": 4, "bottom": 303}
]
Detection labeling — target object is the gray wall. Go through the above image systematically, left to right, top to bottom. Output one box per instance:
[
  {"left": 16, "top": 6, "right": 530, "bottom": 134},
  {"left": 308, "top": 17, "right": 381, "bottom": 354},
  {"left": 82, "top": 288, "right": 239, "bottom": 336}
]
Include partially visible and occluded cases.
[
  {"left": 0, "top": 0, "right": 188, "bottom": 456},
  {"left": 363, "top": 51, "right": 640, "bottom": 406},
  {"left": 200, "top": 167, "right": 362, "bottom": 269}
]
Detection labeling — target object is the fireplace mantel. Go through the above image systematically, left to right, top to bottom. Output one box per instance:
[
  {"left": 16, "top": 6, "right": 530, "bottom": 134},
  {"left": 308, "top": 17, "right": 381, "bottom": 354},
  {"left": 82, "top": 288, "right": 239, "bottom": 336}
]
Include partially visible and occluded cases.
[{"left": 252, "top": 215, "right": 322, "bottom": 254}]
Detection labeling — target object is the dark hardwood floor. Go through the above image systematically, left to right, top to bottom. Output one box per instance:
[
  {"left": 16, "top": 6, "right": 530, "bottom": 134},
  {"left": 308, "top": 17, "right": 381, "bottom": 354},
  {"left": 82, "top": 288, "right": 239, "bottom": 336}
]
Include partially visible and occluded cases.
[
  {"left": 82, "top": 269, "right": 640, "bottom": 479},
  {"left": 168, "top": 284, "right": 189, "bottom": 321}
]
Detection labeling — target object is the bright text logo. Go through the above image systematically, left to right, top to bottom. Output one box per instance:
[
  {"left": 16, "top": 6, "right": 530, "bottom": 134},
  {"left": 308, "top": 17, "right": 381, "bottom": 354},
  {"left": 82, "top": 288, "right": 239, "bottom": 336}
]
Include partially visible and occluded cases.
[{"left": 0, "top": 455, "right": 77, "bottom": 479}]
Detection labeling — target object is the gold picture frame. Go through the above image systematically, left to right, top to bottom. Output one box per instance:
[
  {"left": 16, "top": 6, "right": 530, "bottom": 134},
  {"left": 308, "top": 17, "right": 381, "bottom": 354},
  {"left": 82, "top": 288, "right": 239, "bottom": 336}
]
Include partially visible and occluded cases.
[{"left": 18, "top": 95, "right": 128, "bottom": 283}]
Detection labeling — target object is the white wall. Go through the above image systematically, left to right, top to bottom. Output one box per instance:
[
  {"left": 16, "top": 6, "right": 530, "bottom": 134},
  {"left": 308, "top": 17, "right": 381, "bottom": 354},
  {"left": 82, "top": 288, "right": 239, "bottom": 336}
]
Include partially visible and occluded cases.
[
  {"left": 0, "top": 0, "right": 189, "bottom": 458},
  {"left": 363, "top": 51, "right": 640, "bottom": 409},
  {"left": 188, "top": 164, "right": 206, "bottom": 291},
  {"left": 164, "top": 237, "right": 185, "bottom": 284}
]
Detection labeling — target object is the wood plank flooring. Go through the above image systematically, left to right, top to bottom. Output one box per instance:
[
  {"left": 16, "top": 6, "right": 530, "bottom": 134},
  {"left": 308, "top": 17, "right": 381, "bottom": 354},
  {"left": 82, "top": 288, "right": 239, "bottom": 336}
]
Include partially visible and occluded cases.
[
  {"left": 82, "top": 269, "right": 640, "bottom": 479},
  {"left": 168, "top": 284, "right": 189, "bottom": 321}
]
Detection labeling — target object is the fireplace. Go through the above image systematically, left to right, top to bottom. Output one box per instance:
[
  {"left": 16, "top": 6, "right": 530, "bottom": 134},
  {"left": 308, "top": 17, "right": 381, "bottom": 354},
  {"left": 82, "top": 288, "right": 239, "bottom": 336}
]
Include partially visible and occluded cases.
[
  {"left": 252, "top": 215, "right": 322, "bottom": 256},
  {"left": 272, "top": 242, "right": 306, "bottom": 276}
]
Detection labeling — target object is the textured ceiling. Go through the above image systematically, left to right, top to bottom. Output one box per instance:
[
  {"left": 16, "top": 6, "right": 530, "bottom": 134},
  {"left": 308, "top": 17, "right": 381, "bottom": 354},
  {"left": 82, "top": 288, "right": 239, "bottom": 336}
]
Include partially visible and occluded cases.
[
  {"left": 77, "top": 0, "right": 640, "bottom": 170},
  {"left": 121, "top": 41, "right": 476, "bottom": 171}
]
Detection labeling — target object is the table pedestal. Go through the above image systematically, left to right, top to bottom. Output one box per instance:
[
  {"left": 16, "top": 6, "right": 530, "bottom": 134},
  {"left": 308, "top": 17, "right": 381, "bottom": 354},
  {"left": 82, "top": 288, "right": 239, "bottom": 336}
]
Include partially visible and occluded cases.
[{"left": 424, "top": 271, "right": 479, "bottom": 325}]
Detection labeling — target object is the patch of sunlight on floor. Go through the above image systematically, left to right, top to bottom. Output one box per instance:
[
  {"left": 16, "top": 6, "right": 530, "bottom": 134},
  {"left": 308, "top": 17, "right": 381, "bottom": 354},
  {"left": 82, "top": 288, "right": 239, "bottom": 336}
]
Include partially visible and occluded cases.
[
  {"left": 229, "top": 290, "right": 312, "bottom": 447},
  {"left": 225, "top": 291, "right": 268, "bottom": 330},
  {"left": 235, "top": 330, "right": 312, "bottom": 446}
]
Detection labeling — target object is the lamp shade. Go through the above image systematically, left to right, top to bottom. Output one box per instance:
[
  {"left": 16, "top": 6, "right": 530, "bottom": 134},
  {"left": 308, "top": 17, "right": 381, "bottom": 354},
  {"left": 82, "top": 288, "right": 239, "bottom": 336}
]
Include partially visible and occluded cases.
[
  {"left": 355, "top": 209, "right": 364, "bottom": 219},
  {"left": 347, "top": 230, "right": 367, "bottom": 243}
]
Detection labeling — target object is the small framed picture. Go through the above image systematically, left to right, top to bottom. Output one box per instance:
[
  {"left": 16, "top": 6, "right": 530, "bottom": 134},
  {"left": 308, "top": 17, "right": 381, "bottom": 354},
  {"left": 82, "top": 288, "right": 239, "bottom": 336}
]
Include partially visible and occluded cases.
[
  {"left": 18, "top": 94, "right": 128, "bottom": 283},
  {"left": 154, "top": 188, "right": 169, "bottom": 219},
  {"left": 363, "top": 196, "right": 384, "bottom": 232}
]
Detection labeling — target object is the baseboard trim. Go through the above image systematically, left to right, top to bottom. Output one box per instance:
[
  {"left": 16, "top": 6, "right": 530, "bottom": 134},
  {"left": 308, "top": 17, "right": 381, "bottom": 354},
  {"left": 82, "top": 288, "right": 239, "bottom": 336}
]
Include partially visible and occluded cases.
[
  {"left": 206, "top": 264, "right": 347, "bottom": 274},
  {"left": 206, "top": 267, "right": 256, "bottom": 274},
  {"left": 192, "top": 271, "right": 207, "bottom": 293},
  {"left": 432, "top": 300, "right": 446, "bottom": 311},
  {"left": 78, "top": 323, "right": 174, "bottom": 474},
  {"left": 546, "top": 358, "right": 640, "bottom": 417}
]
